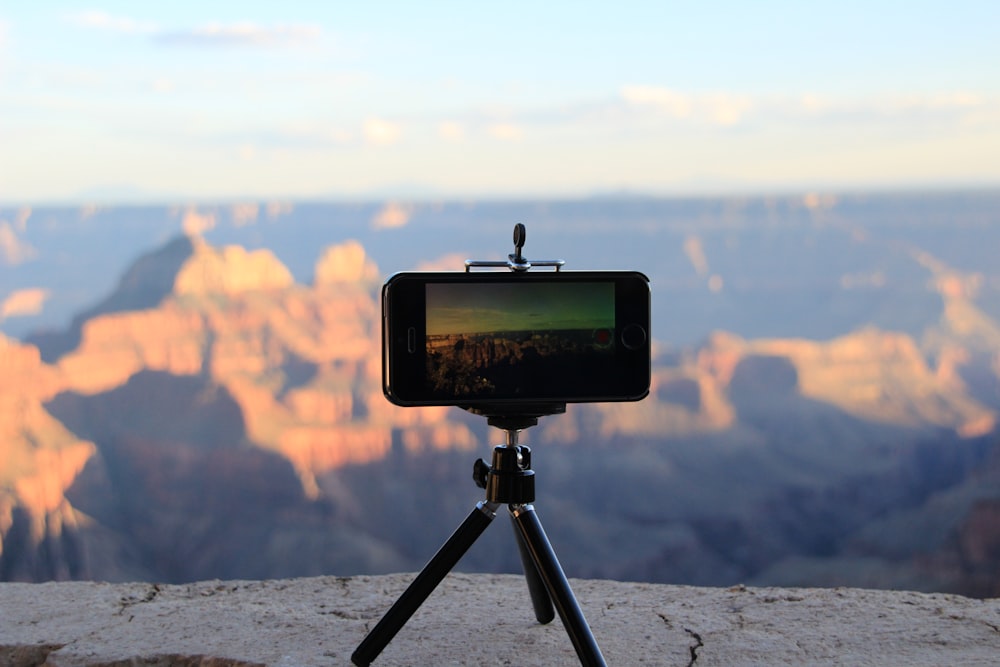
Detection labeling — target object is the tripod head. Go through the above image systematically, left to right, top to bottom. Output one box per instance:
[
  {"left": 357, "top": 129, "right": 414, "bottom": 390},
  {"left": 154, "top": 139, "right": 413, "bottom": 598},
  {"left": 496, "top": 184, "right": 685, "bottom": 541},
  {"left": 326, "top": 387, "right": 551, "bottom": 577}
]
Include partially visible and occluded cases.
[
  {"left": 462, "top": 402, "right": 566, "bottom": 432},
  {"left": 464, "top": 402, "right": 565, "bottom": 505}
]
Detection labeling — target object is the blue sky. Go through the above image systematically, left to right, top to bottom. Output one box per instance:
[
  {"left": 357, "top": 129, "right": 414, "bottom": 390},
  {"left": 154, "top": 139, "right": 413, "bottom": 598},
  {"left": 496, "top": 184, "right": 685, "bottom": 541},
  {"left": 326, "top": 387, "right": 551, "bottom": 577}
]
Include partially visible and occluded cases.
[{"left": 1, "top": 1, "right": 998, "bottom": 202}]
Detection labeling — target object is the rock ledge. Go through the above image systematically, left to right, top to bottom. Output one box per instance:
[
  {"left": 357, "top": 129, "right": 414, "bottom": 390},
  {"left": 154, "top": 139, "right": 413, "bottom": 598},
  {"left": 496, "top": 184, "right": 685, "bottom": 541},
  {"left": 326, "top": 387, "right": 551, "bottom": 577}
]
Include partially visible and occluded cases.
[{"left": 2, "top": 574, "right": 998, "bottom": 666}]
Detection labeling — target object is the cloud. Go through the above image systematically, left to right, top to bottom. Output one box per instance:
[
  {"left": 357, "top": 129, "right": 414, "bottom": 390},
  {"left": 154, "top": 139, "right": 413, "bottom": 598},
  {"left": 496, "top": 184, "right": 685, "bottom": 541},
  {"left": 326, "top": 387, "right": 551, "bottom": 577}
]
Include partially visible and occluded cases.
[
  {"left": 62, "top": 10, "right": 158, "bottom": 34},
  {"left": 63, "top": 12, "right": 320, "bottom": 49},
  {"left": 156, "top": 22, "right": 322, "bottom": 48},
  {"left": 151, "top": 78, "right": 175, "bottom": 94},
  {"left": 622, "top": 84, "right": 998, "bottom": 131},
  {"left": 621, "top": 85, "right": 752, "bottom": 126},
  {"left": 621, "top": 86, "right": 693, "bottom": 118},
  {"left": 795, "top": 91, "right": 989, "bottom": 119},
  {"left": 363, "top": 118, "right": 402, "bottom": 146},
  {"left": 438, "top": 121, "right": 465, "bottom": 142},
  {"left": 488, "top": 123, "right": 524, "bottom": 141},
  {"left": 238, "top": 144, "right": 257, "bottom": 161},
  {"left": 1, "top": 288, "right": 49, "bottom": 320}
]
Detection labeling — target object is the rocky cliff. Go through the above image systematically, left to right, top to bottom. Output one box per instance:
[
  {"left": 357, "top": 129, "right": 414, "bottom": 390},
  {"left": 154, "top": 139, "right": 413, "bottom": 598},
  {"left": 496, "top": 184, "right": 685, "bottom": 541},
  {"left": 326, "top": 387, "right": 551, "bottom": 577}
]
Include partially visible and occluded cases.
[{"left": 2, "top": 234, "right": 999, "bottom": 597}]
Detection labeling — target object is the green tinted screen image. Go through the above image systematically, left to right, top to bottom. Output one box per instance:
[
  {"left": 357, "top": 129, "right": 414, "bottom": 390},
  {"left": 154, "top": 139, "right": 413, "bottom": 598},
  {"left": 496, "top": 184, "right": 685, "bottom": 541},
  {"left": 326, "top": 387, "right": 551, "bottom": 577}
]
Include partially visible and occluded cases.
[{"left": 426, "top": 281, "right": 614, "bottom": 336}]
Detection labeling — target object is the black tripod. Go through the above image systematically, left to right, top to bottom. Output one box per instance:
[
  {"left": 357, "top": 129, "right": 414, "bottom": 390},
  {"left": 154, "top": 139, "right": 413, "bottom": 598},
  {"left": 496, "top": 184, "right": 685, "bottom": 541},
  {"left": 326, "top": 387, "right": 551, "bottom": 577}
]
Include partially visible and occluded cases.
[{"left": 351, "top": 409, "right": 607, "bottom": 666}]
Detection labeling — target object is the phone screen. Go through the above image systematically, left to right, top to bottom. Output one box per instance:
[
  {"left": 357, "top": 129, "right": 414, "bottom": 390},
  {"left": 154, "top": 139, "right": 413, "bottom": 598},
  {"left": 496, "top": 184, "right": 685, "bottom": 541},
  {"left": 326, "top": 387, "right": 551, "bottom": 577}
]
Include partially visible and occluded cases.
[{"left": 425, "top": 282, "right": 616, "bottom": 399}]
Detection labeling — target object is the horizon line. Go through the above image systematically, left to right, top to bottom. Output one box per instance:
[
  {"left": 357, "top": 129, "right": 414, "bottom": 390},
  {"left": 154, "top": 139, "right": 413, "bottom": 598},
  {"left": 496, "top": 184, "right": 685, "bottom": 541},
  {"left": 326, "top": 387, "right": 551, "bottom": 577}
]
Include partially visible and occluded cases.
[{"left": 4, "top": 181, "right": 1000, "bottom": 209}]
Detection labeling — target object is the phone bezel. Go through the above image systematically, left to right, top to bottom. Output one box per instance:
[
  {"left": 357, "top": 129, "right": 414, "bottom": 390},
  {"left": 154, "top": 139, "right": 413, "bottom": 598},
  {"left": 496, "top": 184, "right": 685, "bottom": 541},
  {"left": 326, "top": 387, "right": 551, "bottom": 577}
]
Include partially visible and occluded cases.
[{"left": 382, "top": 270, "right": 650, "bottom": 407}]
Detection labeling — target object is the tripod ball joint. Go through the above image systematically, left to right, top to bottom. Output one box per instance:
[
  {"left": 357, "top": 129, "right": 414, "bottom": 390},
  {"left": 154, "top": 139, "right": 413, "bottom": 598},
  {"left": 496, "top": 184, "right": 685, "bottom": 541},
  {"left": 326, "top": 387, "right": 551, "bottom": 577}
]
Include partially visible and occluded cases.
[{"left": 481, "top": 445, "right": 535, "bottom": 504}]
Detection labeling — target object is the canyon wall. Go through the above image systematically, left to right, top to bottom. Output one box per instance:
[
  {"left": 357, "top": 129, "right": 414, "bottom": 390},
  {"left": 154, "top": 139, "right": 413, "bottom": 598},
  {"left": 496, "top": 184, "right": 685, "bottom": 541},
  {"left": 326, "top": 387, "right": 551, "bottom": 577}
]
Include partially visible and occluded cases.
[{"left": 2, "top": 233, "right": 999, "bottom": 597}]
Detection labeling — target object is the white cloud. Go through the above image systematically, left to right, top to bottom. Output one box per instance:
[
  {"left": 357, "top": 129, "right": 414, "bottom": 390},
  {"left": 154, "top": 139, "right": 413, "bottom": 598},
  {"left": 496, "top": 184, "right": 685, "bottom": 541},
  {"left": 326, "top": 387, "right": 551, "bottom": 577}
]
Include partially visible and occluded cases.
[
  {"left": 62, "top": 10, "right": 158, "bottom": 34},
  {"left": 62, "top": 12, "right": 320, "bottom": 49},
  {"left": 157, "top": 22, "right": 321, "bottom": 48},
  {"left": 151, "top": 78, "right": 175, "bottom": 94},
  {"left": 621, "top": 85, "right": 752, "bottom": 126},
  {"left": 623, "top": 85, "right": 998, "bottom": 131},
  {"left": 621, "top": 86, "right": 693, "bottom": 118},
  {"left": 795, "top": 91, "right": 991, "bottom": 119},
  {"left": 701, "top": 93, "right": 753, "bottom": 126},
  {"left": 363, "top": 118, "right": 402, "bottom": 146},
  {"left": 438, "top": 121, "right": 465, "bottom": 142},
  {"left": 488, "top": 123, "right": 523, "bottom": 141},
  {"left": 238, "top": 144, "right": 258, "bottom": 161}
]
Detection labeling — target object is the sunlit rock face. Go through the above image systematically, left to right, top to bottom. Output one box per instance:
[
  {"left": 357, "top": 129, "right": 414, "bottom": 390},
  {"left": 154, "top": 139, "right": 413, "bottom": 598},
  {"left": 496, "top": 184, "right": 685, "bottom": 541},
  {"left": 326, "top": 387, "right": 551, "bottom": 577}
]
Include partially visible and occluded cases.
[
  {"left": 1, "top": 236, "right": 480, "bottom": 582},
  {"left": 313, "top": 240, "right": 380, "bottom": 285},
  {"left": 174, "top": 241, "right": 294, "bottom": 296}
]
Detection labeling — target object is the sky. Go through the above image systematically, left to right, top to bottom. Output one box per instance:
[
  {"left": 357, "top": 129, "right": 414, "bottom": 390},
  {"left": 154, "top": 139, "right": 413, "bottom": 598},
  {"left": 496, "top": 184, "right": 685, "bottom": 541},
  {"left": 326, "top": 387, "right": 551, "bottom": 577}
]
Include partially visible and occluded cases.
[
  {"left": 1, "top": 1, "right": 999, "bottom": 203},
  {"left": 427, "top": 282, "right": 614, "bottom": 335}
]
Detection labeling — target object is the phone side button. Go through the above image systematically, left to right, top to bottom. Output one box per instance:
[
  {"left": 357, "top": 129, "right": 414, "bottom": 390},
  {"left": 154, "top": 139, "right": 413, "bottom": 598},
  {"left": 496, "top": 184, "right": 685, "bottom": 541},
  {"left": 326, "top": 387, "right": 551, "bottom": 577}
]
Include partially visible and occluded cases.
[{"left": 407, "top": 327, "right": 417, "bottom": 353}]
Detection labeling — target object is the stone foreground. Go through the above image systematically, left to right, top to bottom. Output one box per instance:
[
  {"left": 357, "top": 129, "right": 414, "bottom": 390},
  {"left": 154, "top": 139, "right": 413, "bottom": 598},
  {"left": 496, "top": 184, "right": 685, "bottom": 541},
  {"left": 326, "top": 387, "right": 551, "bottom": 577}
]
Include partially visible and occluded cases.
[{"left": 1, "top": 574, "right": 999, "bottom": 666}]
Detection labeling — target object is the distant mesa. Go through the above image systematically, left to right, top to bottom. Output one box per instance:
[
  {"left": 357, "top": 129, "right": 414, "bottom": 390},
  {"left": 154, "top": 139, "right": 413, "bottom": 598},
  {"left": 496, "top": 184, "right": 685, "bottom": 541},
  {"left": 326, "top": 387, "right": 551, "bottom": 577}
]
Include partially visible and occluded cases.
[
  {"left": 370, "top": 202, "right": 412, "bottom": 230},
  {"left": 181, "top": 209, "right": 216, "bottom": 236},
  {"left": 28, "top": 235, "right": 296, "bottom": 362},
  {"left": 28, "top": 236, "right": 196, "bottom": 362},
  {"left": 175, "top": 237, "right": 293, "bottom": 295},
  {"left": 313, "top": 240, "right": 380, "bottom": 285}
]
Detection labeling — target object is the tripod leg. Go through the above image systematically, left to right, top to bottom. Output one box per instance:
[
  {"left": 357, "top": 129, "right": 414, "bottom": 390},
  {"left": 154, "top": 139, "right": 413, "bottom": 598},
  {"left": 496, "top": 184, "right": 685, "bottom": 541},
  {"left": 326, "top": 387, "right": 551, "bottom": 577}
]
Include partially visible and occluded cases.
[
  {"left": 351, "top": 501, "right": 500, "bottom": 667},
  {"left": 510, "top": 504, "right": 607, "bottom": 667},
  {"left": 511, "top": 515, "right": 555, "bottom": 624}
]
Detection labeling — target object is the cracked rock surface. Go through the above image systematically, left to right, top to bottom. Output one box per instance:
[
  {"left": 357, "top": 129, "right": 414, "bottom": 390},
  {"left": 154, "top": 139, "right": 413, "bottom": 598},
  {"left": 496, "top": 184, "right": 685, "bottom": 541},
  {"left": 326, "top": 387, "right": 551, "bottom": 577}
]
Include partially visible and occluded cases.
[{"left": 2, "top": 574, "right": 998, "bottom": 666}]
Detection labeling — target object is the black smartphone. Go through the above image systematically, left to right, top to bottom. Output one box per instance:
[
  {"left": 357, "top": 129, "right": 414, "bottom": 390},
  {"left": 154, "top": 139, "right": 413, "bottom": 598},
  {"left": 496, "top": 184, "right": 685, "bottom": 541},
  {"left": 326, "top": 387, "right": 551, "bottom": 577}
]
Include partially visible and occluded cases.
[{"left": 382, "top": 270, "right": 650, "bottom": 407}]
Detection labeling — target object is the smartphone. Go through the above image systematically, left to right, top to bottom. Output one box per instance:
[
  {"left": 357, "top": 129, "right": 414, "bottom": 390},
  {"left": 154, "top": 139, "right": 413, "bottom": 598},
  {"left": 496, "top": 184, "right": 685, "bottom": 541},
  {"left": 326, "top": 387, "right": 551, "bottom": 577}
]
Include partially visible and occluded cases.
[{"left": 382, "top": 270, "right": 650, "bottom": 407}]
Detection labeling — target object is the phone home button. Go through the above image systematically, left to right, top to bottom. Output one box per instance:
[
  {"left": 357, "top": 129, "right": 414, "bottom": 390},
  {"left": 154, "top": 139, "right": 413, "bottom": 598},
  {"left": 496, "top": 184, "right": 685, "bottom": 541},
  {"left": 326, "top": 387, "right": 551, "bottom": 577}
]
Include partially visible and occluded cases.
[
  {"left": 620, "top": 323, "right": 647, "bottom": 350},
  {"left": 407, "top": 327, "right": 417, "bottom": 353}
]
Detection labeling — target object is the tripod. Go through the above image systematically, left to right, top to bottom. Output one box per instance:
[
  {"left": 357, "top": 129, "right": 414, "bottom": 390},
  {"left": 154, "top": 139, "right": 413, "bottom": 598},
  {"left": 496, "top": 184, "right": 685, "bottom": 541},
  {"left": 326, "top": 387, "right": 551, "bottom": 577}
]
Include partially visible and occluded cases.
[{"left": 351, "top": 409, "right": 607, "bottom": 666}]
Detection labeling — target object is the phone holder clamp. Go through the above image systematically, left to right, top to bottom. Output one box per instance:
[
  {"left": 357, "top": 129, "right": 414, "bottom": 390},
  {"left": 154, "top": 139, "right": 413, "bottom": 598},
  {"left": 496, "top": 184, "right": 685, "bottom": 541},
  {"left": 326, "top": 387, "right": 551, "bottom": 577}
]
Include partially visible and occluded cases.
[{"left": 465, "top": 223, "right": 565, "bottom": 273}]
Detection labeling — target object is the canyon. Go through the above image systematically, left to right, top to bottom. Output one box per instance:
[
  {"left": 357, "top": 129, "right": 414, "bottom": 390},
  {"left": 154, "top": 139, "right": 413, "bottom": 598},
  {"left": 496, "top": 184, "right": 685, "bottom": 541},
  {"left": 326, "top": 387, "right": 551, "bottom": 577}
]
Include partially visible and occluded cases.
[{"left": 1, "top": 221, "right": 999, "bottom": 598}]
